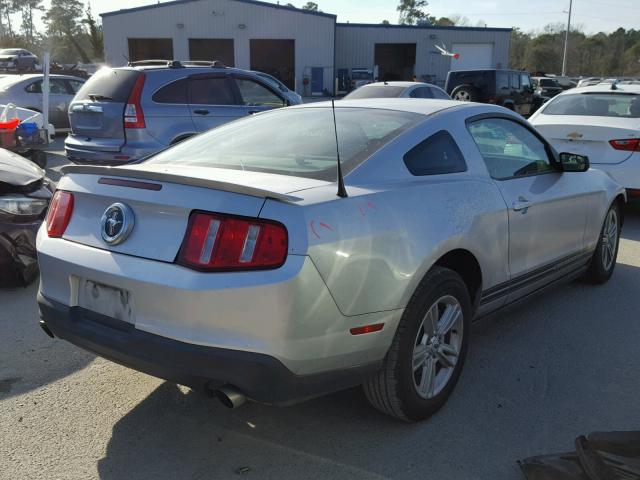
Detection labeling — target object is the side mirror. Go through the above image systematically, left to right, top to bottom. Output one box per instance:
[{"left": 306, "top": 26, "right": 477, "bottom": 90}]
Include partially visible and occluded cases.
[{"left": 559, "top": 152, "right": 589, "bottom": 172}]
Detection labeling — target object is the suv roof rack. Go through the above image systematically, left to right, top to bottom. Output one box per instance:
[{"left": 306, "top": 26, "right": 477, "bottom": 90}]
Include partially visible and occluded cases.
[{"left": 127, "top": 59, "right": 227, "bottom": 69}]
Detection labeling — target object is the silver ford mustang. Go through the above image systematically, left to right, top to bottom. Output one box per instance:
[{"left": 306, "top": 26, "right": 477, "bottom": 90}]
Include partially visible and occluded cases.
[{"left": 37, "top": 99, "right": 625, "bottom": 421}]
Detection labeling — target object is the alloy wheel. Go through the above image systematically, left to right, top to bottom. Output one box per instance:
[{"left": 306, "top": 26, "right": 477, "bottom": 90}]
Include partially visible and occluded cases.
[
  {"left": 601, "top": 208, "right": 618, "bottom": 271},
  {"left": 412, "top": 295, "right": 464, "bottom": 399}
]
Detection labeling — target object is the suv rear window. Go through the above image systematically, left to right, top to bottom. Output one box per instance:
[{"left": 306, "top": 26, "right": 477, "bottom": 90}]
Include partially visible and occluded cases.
[
  {"left": 73, "top": 68, "right": 141, "bottom": 102},
  {"left": 543, "top": 93, "right": 640, "bottom": 118},
  {"left": 145, "top": 107, "right": 421, "bottom": 181}
]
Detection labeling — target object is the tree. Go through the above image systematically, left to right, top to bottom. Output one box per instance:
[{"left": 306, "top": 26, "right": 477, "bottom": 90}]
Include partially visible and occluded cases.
[
  {"left": 17, "top": 0, "right": 44, "bottom": 41},
  {"left": 44, "top": 0, "right": 91, "bottom": 63},
  {"left": 397, "top": 0, "right": 428, "bottom": 25},
  {"left": 302, "top": 2, "right": 318, "bottom": 11},
  {"left": 285, "top": 3, "right": 295, "bottom": 7},
  {"left": 82, "top": 4, "right": 104, "bottom": 61},
  {"left": 381, "top": 19, "right": 390, "bottom": 25}
]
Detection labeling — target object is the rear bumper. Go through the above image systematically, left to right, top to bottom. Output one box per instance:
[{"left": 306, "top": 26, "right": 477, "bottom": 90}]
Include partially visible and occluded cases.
[
  {"left": 65, "top": 136, "right": 163, "bottom": 165},
  {"left": 38, "top": 293, "right": 381, "bottom": 405}
]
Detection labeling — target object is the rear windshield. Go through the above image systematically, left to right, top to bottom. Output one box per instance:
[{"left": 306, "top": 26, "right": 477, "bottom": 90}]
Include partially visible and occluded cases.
[
  {"left": 73, "top": 67, "right": 141, "bottom": 102},
  {"left": 345, "top": 86, "right": 406, "bottom": 99},
  {"left": 542, "top": 93, "right": 640, "bottom": 118},
  {"left": 145, "top": 107, "right": 422, "bottom": 181}
]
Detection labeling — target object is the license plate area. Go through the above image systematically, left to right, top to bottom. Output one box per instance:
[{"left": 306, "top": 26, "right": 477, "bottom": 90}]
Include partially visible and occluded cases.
[{"left": 77, "top": 279, "right": 134, "bottom": 324}]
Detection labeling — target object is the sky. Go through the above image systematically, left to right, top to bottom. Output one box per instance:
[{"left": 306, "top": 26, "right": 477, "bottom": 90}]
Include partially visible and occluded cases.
[{"left": 35, "top": 0, "right": 640, "bottom": 34}]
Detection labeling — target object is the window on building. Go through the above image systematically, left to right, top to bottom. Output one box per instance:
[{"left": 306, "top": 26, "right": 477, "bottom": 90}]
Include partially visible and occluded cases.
[{"left": 128, "top": 38, "right": 174, "bottom": 62}]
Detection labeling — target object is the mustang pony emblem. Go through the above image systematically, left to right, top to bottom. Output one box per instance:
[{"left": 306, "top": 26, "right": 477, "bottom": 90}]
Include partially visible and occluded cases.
[{"left": 100, "top": 203, "right": 135, "bottom": 245}]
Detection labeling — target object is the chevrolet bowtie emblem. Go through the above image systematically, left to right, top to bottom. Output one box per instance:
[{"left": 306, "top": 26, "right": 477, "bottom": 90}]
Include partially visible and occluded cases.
[{"left": 567, "top": 132, "right": 583, "bottom": 140}]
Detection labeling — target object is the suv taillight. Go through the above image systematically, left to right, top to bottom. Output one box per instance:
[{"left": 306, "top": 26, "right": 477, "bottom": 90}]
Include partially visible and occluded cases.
[
  {"left": 124, "top": 73, "right": 146, "bottom": 129},
  {"left": 610, "top": 139, "right": 640, "bottom": 152},
  {"left": 46, "top": 191, "right": 74, "bottom": 238},
  {"left": 177, "top": 212, "right": 288, "bottom": 271}
]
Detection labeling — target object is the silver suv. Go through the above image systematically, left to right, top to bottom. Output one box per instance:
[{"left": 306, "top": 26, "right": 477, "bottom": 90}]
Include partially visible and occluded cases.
[{"left": 65, "top": 61, "right": 301, "bottom": 165}]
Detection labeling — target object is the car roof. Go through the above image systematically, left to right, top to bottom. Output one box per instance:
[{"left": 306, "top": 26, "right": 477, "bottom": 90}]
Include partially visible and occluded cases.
[
  {"left": 560, "top": 84, "right": 640, "bottom": 95},
  {"left": 295, "top": 98, "right": 463, "bottom": 116}
]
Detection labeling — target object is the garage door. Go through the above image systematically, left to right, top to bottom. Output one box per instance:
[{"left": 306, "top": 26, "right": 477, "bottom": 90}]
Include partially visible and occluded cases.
[{"left": 450, "top": 44, "right": 494, "bottom": 71}]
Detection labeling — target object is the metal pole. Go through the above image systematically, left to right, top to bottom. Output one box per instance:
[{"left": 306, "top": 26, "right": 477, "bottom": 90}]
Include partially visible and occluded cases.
[
  {"left": 562, "top": 0, "right": 573, "bottom": 76},
  {"left": 42, "top": 52, "right": 50, "bottom": 145}
]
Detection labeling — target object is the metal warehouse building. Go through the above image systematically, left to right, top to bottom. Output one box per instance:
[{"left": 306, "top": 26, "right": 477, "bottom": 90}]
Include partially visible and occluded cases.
[{"left": 101, "top": 0, "right": 511, "bottom": 95}]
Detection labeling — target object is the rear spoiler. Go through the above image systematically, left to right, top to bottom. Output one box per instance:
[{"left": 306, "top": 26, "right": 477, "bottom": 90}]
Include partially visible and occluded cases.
[{"left": 61, "top": 165, "right": 301, "bottom": 203}]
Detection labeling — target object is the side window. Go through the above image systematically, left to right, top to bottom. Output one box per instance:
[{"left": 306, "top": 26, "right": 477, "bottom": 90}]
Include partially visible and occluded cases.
[
  {"left": 497, "top": 72, "right": 509, "bottom": 91},
  {"left": 510, "top": 73, "right": 520, "bottom": 89},
  {"left": 521, "top": 74, "right": 531, "bottom": 90},
  {"left": 189, "top": 77, "right": 236, "bottom": 105},
  {"left": 152, "top": 78, "right": 188, "bottom": 104},
  {"left": 235, "top": 78, "right": 284, "bottom": 107},
  {"left": 50, "top": 79, "right": 68, "bottom": 94},
  {"left": 25, "top": 80, "right": 42, "bottom": 93},
  {"left": 66, "top": 80, "right": 85, "bottom": 94},
  {"left": 409, "top": 87, "right": 432, "bottom": 99},
  {"left": 468, "top": 117, "right": 553, "bottom": 180},
  {"left": 403, "top": 130, "right": 467, "bottom": 176}
]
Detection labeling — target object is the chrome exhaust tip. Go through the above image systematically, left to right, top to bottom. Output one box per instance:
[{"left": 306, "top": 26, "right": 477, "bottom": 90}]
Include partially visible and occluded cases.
[
  {"left": 39, "top": 320, "right": 54, "bottom": 338},
  {"left": 215, "top": 385, "right": 246, "bottom": 409}
]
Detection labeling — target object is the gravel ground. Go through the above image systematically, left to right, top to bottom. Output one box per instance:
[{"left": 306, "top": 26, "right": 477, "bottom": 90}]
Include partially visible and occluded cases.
[{"left": 1, "top": 142, "right": 639, "bottom": 479}]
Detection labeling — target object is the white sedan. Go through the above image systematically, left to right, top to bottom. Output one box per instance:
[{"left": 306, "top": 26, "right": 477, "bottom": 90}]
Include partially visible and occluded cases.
[{"left": 530, "top": 84, "right": 640, "bottom": 194}]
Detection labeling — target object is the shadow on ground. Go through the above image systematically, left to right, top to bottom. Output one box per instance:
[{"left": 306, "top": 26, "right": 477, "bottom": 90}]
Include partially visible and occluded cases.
[
  {"left": 97, "top": 255, "right": 640, "bottom": 479},
  {"left": 0, "top": 283, "right": 94, "bottom": 400}
]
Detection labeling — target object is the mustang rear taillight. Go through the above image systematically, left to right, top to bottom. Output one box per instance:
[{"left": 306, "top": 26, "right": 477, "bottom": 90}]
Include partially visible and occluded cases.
[
  {"left": 610, "top": 139, "right": 640, "bottom": 152},
  {"left": 46, "top": 191, "right": 74, "bottom": 238},
  {"left": 177, "top": 212, "right": 288, "bottom": 271}
]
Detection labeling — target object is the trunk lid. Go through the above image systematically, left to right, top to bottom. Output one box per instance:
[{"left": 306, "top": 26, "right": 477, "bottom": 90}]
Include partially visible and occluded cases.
[
  {"left": 68, "top": 68, "right": 142, "bottom": 151},
  {"left": 533, "top": 115, "right": 640, "bottom": 164},
  {"left": 57, "top": 165, "right": 323, "bottom": 262}
]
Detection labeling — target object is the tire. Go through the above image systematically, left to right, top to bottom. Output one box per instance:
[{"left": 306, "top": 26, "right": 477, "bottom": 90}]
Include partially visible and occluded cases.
[
  {"left": 451, "top": 86, "right": 478, "bottom": 102},
  {"left": 585, "top": 203, "right": 621, "bottom": 284},
  {"left": 363, "top": 267, "right": 471, "bottom": 422}
]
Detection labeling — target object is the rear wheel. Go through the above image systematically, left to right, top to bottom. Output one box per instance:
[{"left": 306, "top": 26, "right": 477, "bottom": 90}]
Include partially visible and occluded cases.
[
  {"left": 451, "top": 86, "right": 478, "bottom": 102},
  {"left": 585, "top": 203, "right": 621, "bottom": 283},
  {"left": 363, "top": 267, "right": 471, "bottom": 421}
]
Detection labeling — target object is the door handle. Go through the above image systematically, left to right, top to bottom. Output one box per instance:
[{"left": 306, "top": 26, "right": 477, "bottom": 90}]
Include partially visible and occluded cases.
[
  {"left": 193, "top": 109, "right": 209, "bottom": 115},
  {"left": 248, "top": 110, "right": 260, "bottom": 115},
  {"left": 513, "top": 198, "right": 532, "bottom": 212}
]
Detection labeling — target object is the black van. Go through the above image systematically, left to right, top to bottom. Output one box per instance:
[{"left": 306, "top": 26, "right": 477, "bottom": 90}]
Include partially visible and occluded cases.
[{"left": 445, "top": 69, "right": 534, "bottom": 116}]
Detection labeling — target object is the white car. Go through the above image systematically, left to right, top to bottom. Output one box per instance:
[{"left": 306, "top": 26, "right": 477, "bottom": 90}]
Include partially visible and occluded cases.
[
  {"left": 344, "top": 81, "right": 451, "bottom": 100},
  {"left": 529, "top": 84, "right": 640, "bottom": 194}
]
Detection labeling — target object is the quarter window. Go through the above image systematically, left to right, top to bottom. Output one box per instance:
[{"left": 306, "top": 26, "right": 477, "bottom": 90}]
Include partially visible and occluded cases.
[
  {"left": 189, "top": 77, "right": 236, "bottom": 105},
  {"left": 153, "top": 78, "right": 188, "bottom": 104},
  {"left": 235, "top": 78, "right": 284, "bottom": 107},
  {"left": 468, "top": 118, "right": 553, "bottom": 180},
  {"left": 404, "top": 130, "right": 467, "bottom": 176}
]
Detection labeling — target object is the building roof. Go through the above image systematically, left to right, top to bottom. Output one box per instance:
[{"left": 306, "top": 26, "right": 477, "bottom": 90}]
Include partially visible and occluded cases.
[
  {"left": 101, "top": 0, "right": 336, "bottom": 19},
  {"left": 336, "top": 22, "right": 512, "bottom": 33}
]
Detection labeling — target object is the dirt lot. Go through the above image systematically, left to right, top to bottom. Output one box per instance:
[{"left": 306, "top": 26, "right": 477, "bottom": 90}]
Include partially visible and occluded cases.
[{"left": 1, "top": 143, "right": 639, "bottom": 480}]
